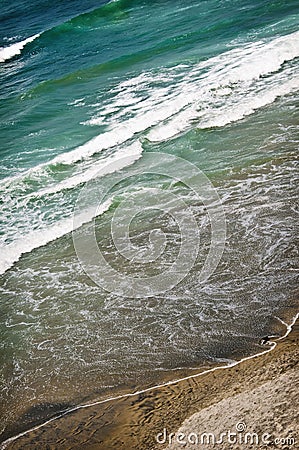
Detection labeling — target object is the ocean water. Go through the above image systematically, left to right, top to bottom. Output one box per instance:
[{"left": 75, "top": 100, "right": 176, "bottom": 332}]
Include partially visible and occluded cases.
[{"left": 0, "top": 0, "right": 298, "bottom": 441}]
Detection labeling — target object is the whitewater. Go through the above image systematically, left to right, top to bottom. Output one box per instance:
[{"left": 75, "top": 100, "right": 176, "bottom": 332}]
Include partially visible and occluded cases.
[{"left": 0, "top": 0, "right": 298, "bottom": 443}]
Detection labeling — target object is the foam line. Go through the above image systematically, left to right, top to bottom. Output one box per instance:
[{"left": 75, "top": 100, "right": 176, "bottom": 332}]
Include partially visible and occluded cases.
[
  {"left": 2, "top": 31, "right": 298, "bottom": 188},
  {"left": 147, "top": 31, "right": 299, "bottom": 141},
  {"left": 0, "top": 35, "right": 40, "bottom": 63},
  {"left": 0, "top": 126, "right": 137, "bottom": 189},
  {"left": 32, "top": 141, "right": 143, "bottom": 197},
  {"left": 0, "top": 142, "right": 142, "bottom": 274},
  {"left": 0, "top": 200, "right": 112, "bottom": 275},
  {"left": 1, "top": 312, "right": 297, "bottom": 449}
]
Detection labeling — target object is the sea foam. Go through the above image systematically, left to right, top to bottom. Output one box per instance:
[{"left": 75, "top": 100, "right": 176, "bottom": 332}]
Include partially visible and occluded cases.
[
  {"left": 147, "top": 30, "right": 299, "bottom": 141},
  {"left": 0, "top": 34, "right": 40, "bottom": 63},
  {"left": 0, "top": 142, "right": 143, "bottom": 274},
  {"left": 0, "top": 200, "right": 112, "bottom": 275}
]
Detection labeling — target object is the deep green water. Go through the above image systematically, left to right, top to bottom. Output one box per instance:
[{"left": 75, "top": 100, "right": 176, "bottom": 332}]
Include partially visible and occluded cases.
[{"left": 0, "top": 0, "right": 298, "bottom": 441}]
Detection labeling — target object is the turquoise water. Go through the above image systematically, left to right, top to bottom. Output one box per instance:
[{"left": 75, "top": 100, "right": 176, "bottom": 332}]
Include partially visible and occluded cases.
[{"left": 0, "top": 0, "right": 298, "bottom": 441}]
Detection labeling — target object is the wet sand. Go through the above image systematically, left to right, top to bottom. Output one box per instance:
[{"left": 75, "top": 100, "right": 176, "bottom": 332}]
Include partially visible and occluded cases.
[
  {"left": 1, "top": 315, "right": 298, "bottom": 450},
  {"left": 166, "top": 327, "right": 298, "bottom": 450}
]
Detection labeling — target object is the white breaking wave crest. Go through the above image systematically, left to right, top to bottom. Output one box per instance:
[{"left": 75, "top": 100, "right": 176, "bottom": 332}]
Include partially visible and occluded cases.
[
  {"left": 2, "top": 30, "right": 298, "bottom": 188},
  {"left": 146, "top": 30, "right": 299, "bottom": 141},
  {"left": 0, "top": 31, "right": 298, "bottom": 274},
  {"left": 82, "top": 31, "right": 299, "bottom": 143},
  {"left": 0, "top": 34, "right": 40, "bottom": 63},
  {"left": 147, "top": 71, "right": 298, "bottom": 141},
  {"left": 0, "top": 118, "right": 147, "bottom": 189},
  {"left": 0, "top": 124, "right": 145, "bottom": 193},
  {"left": 34, "top": 141, "right": 143, "bottom": 197},
  {"left": 0, "top": 142, "right": 143, "bottom": 274},
  {"left": 0, "top": 199, "right": 112, "bottom": 275}
]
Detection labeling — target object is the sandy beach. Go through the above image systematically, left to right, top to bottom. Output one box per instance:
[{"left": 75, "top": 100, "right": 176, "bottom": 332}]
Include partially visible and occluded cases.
[
  {"left": 1, "top": 1, "right": 299, "bottom": 447},
  {"left": 1, "top": 315, "right": 297, "bottom": 449},
  {"left": 165, "top": 321, "right": 298, "bottom": 450}
]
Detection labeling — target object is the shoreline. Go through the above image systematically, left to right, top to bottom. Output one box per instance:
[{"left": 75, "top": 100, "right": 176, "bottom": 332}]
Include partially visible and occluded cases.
[
  {"left": 1, "top": 312, "right": 298, "bottom": 449},
  {"left": 165, "top": 315, "right": 299, "bottom": 449}
]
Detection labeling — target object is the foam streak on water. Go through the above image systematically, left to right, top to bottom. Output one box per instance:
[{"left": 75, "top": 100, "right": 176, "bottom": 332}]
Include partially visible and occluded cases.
[
  {"left": 0, "top": 0, "right": 298, "bottom": 442},
  {"left": 0, "top": 30, "right": 298, "bottom": 275},
  {"left": 0, "top": 34, "right": 40, "bottom": 62}
]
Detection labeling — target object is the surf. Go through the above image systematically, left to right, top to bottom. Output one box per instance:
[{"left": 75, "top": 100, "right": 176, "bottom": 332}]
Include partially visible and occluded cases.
[{"left": 0, "top": 34, "right": 40, "bottom": 63}]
